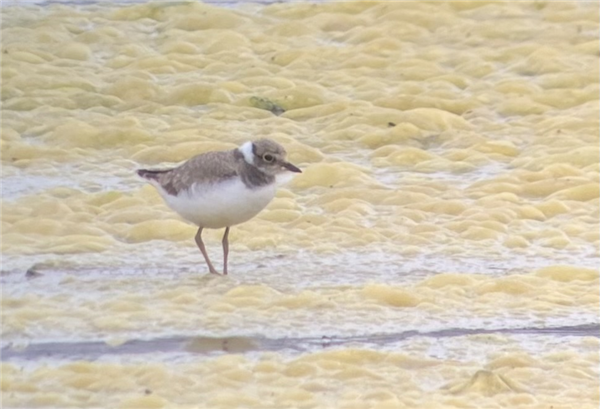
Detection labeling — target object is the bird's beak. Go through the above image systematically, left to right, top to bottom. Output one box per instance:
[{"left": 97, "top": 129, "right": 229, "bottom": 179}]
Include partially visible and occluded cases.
[{"left": 282, "top": 161, "right": 302, "bottom": 173}]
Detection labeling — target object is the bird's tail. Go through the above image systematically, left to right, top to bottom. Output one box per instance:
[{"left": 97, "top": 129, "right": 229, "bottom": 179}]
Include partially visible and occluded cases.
[{"left": 137, "top": 168, "right": 169, "bottom": 181}]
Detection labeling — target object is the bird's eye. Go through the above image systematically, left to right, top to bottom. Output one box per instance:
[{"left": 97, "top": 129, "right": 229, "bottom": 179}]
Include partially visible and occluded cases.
[{"left": 263, "top": 154, "right": 275, "bottom": 163}]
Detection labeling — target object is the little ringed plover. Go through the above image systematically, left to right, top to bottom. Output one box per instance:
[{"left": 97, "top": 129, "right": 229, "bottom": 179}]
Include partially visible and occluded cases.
[{"left": 137, "top": 139, "right": 301, "bottom": 275}]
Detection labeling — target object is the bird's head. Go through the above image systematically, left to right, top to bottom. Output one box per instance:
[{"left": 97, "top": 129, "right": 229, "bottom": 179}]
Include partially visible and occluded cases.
[{"left": 239, "top": 139, "right": 302, "bottom": 176}]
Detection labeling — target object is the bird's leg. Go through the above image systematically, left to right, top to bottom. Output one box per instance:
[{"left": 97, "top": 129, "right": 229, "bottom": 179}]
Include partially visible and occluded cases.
[
  {"left": 194, "top": 227, "right": 219, "bottom": 275},
  {"left": 222, "top": 227, "right": 230, "bottom": 276}
]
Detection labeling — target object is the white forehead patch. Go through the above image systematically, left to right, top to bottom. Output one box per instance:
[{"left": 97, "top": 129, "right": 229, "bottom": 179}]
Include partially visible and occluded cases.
[{"left": 239, "top": 141, "right": 254, "bottom": 165}]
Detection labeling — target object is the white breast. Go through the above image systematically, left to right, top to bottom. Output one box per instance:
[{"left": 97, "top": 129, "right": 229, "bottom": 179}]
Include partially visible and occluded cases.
[{"left": 154, "top": 177, "right": 276, "bottom": 229}]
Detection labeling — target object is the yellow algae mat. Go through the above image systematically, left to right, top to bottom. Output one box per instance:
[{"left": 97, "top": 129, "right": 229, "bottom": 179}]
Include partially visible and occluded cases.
[{"left": 1, "top": 1, "right": 599, "bottom": 408}]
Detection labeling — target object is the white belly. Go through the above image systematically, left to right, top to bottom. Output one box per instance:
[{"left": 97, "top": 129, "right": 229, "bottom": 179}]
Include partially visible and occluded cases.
[{"left": 156, "top": 178, "right": 276, "bottom": 229}]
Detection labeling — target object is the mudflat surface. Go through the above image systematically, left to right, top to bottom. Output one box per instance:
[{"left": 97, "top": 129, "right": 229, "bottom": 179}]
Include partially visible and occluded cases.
[{"left": 2, "top": 1, "right": 599, "bottom": 408}]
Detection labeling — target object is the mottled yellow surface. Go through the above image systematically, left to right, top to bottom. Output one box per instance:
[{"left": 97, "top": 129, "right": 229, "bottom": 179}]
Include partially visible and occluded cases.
[
  {"left": 1, "top": 1, "right": 599, "bottom": 408},
  {"left": 2, "top": 337, "right": 599, "bottom": 408}
]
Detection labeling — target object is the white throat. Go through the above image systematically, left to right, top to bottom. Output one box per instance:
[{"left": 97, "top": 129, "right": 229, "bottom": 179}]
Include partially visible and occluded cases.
[{"left": 239, "top": 141, "right": 254, "bottom": 165}]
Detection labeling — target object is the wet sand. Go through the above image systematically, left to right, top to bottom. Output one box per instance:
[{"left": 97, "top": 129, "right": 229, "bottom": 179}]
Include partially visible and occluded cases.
[
  {"left": 1, "top": 0, "right": 599, "bottom": 408},
  {"left": 3, "top": 324, "right": 598, "bottom": 361}
]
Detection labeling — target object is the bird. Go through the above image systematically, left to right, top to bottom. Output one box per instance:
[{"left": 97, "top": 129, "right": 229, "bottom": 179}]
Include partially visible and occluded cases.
[{"left": 137, "top": 138, "right": 302, "bottom": 275}]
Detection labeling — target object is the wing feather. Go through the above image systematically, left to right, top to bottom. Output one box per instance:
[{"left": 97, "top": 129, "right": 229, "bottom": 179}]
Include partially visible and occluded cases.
[{"left": 147, "top": 150, "right": 240, "bottom": 195}]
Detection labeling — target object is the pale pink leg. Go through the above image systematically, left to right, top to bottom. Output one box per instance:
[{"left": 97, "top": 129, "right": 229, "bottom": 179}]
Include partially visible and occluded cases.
[
  {"left": 195, "top": 227, "right": 219, "bottom": 275},
  {"left": 222, "top": 227, "right": 230, "bottom": 276}
]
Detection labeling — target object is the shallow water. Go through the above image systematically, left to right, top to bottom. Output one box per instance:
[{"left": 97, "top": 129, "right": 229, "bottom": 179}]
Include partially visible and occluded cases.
[{"left": 1, "top": 1, "right": 599, "bottom": 408}]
